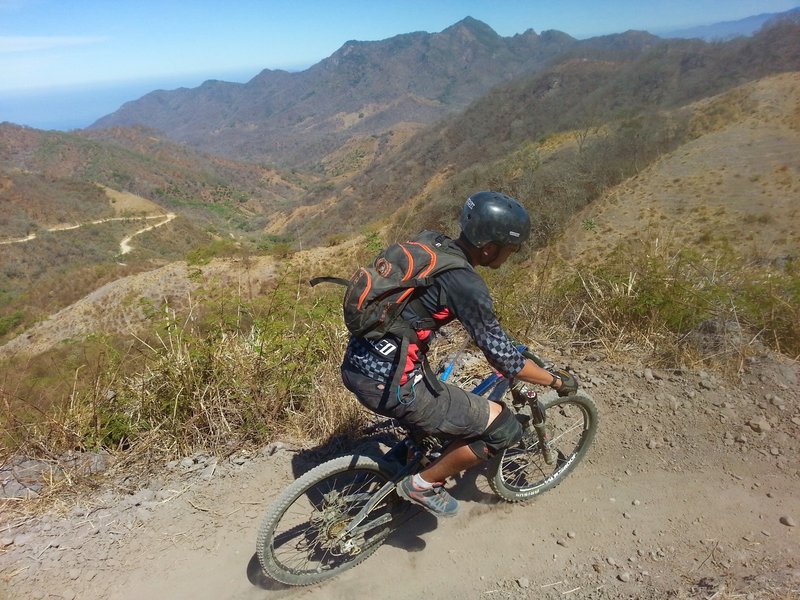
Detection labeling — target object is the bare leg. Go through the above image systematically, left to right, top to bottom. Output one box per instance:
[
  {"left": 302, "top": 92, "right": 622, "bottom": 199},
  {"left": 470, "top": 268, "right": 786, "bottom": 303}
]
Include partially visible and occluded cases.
[{"left": 418, "top": 400, "right": 503, "bottom": 482}]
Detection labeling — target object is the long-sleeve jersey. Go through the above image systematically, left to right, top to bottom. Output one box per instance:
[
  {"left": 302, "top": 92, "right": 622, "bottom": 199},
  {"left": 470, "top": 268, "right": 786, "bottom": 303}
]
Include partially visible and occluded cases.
[{"left": 342, "top": 236, "right": 525, "bottom": 384}]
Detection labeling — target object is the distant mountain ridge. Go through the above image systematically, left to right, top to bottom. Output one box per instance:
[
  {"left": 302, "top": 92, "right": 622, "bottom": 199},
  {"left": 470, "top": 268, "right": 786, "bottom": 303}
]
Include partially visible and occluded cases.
[
  {"left": 661, "top": 6, "right": 800, "bottom": 40},
  {"left": 89, "top": 17, "right": 662, "bottom": 168}
]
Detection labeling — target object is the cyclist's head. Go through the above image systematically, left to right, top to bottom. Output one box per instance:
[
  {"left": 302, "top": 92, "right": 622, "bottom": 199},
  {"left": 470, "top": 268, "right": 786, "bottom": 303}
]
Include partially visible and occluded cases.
[{"left": 459, "top": 191, "right": 531, "bottom": 249}]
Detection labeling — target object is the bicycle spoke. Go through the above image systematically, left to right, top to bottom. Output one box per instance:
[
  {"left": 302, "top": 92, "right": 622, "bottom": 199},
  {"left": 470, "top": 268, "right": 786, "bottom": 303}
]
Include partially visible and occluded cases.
[
  {"left": 489, "top": 396, "right": 597, "bottom": 500},
  {"left": 549, "top": 418, "right": 584, "bottom": 445},
  {"left": 501, "top": 449, "right": 546, "bottom": 485},
  {"left": 267, "top": 468, "right": 393, "bottom": 577}
]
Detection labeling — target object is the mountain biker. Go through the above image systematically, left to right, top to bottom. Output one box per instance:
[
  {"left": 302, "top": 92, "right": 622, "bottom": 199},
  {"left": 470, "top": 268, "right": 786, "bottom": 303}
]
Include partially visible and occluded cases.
[{"left": 340, "top": 191, "right": 578, "bottom": 518}]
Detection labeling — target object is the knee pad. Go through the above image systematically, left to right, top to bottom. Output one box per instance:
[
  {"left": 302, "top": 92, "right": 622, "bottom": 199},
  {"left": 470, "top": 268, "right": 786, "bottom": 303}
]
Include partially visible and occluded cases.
[{"left": 468, "top": 405, "right": 523, "bottom": 460}]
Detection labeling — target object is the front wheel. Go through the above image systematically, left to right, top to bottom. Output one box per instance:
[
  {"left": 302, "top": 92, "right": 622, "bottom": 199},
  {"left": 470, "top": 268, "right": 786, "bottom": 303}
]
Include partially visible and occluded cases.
[
  {"left": 488, "top": 391, "right": 598, "bottom": 502},
  {"left": 256, "top": 455, "right": 398, "bottom": 586}
]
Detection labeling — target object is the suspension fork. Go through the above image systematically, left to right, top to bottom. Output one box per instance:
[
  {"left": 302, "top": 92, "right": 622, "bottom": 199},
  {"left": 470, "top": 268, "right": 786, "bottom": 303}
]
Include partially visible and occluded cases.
[
  {"left": 512, "top": 385, "right": 556, "bottom": 466},
  {"left": 529, "top": 397, "right": 556, "bottom": 465},
  {"left": 338, "top": 479, "right": 397, "bottom": 542}
]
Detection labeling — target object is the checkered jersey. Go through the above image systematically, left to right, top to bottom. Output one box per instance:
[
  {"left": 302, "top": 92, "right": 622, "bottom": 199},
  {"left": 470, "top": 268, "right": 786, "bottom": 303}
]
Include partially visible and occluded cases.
[
  {"left": 342, "top": 236, "right": 525, "bottom": 383},
  {"left": 432, "top": 267, "right": 525, "bottom": 378}
]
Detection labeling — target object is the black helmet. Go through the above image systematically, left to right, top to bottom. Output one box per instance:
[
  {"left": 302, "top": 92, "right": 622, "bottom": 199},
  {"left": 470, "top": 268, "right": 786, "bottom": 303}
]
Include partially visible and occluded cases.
[{"left": 459, "top": 191, "right": 531, "bottom": 248}]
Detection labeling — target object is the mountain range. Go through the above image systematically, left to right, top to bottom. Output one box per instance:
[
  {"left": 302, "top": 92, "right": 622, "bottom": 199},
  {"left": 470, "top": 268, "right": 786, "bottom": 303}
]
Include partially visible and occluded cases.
[
  {"left": 661, "top": 6, "right": 800, "bottom": 40},
  {"left": 88, "top": 10, "right": 800, "bottom": 170},
  {"left": 88, "top": 18, "right": 663, "bottom": 168}
]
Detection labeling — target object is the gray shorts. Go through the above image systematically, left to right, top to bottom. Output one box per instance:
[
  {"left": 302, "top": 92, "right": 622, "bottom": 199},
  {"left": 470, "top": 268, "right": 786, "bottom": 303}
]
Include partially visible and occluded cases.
[{"left": 341, "top": 367, "right": 491, "bottom": 440}]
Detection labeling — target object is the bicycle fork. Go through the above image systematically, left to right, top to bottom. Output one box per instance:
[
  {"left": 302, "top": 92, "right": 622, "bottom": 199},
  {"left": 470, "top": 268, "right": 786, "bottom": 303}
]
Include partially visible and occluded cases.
[
  {"left": 512, "top": 386, "right": 556, "bottom": 465},
  {"left": 529, "top": 397, "right": 556, "bottom": 465}
]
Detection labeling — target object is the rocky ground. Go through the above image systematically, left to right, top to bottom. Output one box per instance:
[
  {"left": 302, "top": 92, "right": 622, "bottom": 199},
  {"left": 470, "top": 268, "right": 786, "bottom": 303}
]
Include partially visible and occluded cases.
[{"left": 1, "top": 344, "right": 798, "bottom": 600}]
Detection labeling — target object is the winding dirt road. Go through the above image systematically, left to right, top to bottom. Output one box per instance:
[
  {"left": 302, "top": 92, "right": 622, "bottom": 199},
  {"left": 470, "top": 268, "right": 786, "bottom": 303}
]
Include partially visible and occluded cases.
[{"left": 0, "top": 212, "right": 176, "bottom": 255}]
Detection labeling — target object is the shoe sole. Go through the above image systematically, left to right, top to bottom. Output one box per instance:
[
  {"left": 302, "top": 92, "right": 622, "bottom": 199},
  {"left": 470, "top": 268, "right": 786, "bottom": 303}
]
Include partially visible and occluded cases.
[{"left": 396, "top": 483, "right": 459, "bottom": 518}]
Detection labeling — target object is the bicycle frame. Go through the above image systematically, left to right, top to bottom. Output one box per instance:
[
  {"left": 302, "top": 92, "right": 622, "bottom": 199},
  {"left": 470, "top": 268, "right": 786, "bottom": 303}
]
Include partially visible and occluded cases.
[
  {"left": 338, "top": 343, "right": 553, "bottom": 544},
  {"left": 338, "top": 436, "right": 426, "bottom": 542}
]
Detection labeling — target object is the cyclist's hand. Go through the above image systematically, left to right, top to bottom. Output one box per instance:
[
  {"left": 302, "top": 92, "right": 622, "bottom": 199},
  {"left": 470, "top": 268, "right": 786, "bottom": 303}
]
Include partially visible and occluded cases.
[{"left": 550, "top": 369, "right": 579, "bottom": 396}]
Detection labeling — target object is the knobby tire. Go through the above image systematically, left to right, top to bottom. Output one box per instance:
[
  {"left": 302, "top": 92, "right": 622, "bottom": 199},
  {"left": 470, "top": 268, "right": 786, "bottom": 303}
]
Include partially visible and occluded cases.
[
  {"left": 488, "top": 391, "right": 598, "bottom": 502},
  {"left": 256, "top": 455, "right": 397, "bottom": 586}
]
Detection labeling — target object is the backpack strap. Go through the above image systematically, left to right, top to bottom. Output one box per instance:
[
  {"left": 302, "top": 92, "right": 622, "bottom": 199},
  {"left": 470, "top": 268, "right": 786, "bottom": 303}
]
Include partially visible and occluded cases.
[
  {"left": 309, "top": 276, "right": 349, "bottom": 287},
  {"left": 404, "top": 296, "right": 437, "bottom": 330},
  {"left": 379, "top": 335, "right": 444, "bottom": 404},
  {"left": 382, "top": 335, "right": 411, "bottom": 410},
  {"left": 421, "top": 353, "right": 444, "bottom": 395}
]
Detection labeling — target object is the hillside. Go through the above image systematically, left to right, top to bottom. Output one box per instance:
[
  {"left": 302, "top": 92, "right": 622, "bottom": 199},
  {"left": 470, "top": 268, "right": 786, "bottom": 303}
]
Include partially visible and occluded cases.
[
  {"left": 272, "top": 20, "right": 800, "bottom": 246},
  {"left": 1, "top": 71, "right": 798, "bottom": 361},
  {"left": 557, "top": 72, "right": 800, "bottom": 266},
  {"left": 0, "top": 123, "right": 321, "bottom": 343},
  {"left": 0, "top": 124, "right": 313, "bottom": 227}
]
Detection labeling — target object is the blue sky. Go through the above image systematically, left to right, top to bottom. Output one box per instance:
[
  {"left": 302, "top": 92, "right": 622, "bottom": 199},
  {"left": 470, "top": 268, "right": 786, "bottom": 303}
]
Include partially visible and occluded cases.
[{"left": 1, "top": 0, "right": 797, "bottom": 130}]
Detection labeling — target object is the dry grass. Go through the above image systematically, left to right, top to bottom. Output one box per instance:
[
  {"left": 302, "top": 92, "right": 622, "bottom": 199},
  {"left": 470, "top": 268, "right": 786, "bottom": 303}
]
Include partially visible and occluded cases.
[
  {"left": 2, "top": 73, "right": 799, "bottom": 481},
  {"left": 100, "top": 185, "right": 164, "bottom": 216},
  {"left": 524, "top": 232, "right": 800, "bottom": 371},
  {"left": 0, "top": 267, "right": 369, "bottom": 465}
]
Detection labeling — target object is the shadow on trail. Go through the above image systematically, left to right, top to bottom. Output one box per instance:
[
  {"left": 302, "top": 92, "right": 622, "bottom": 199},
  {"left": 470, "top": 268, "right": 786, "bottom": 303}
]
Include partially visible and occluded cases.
[
  {"left": 286, "top": 419, "right": 443, "bottom": 551},
  {"left": 287, "top": 419, "right": 403, "bottom": 478},
  {"left": 246, "top": 420, "right": 441, "bottom": 590},
  {"left": 245, "top": 508, "right": 438, "bottom": 591},
  {"left": 246, "top": 553, "right": 291, "bottom": 591}
]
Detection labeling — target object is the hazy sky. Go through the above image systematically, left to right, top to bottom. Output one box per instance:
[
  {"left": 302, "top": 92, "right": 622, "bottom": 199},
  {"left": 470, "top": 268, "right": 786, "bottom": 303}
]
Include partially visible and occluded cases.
[{"left": 1, "top": 0, "right": 797, "bottom": 129}]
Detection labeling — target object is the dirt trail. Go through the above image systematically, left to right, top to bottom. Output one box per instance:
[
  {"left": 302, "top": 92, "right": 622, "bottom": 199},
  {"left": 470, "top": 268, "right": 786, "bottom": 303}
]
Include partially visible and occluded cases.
[
  {"left": 0, "top": 185, "right": 175, "bottom": 255},
  {"left": 0, "top": 213, "right": 177, "bottom": 255},
  {"left": 119, "top": 213, "right": 176, "bottom": 254},
  {"left": 1, "top": 348, "right": 798, "bottom": 600}
]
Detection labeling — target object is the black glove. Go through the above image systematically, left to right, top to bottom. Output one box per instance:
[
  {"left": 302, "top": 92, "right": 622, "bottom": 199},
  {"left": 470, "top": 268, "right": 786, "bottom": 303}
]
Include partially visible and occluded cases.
[{"left": 550, "top": 369, "right": 579, "bottom": 396}]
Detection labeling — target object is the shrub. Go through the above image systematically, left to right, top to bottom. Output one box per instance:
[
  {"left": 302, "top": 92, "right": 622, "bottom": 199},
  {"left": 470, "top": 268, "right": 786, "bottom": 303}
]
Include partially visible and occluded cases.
[
  {"left": 186, "top": 239, "right": 243, "bottom": 265},
  {"left": 532, "top": 239, "right": 800, "bottom": 363},
  {"left": 737, "top": 266, "right": 800, "bottom": 357},
  {"left": 0, "top": 274, "right": 366, "bottom": 460},
  {"left": 0, "top": 310, "right": 24, "bottom": 337}
]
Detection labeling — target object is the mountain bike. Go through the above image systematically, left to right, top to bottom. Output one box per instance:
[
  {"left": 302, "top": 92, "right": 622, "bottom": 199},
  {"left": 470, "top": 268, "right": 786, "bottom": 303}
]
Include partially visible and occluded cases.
[{"left": 255, "top": 346, "right": 598, "bottom": 586}]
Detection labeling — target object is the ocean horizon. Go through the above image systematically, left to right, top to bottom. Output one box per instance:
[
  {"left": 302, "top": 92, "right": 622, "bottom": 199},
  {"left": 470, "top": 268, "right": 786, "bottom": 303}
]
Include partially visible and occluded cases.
[{"left": 0, "top": 68, "right": 268, "bottom": 131}]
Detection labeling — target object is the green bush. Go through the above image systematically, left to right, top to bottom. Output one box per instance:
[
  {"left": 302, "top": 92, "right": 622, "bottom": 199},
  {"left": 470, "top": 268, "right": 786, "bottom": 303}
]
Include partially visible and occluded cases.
[
  {"left": 186, "top": 239, "right": 243, "bottom": 265},
  {"left": 737, "top": 266, "right": 800, "bottom": 356},
  {"left": 0, "top": 310, "right": 24, "bottom": 337}
]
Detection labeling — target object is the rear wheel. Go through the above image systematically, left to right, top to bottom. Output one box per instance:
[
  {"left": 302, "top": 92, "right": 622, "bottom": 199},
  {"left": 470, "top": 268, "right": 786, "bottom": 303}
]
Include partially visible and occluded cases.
[
  {"left": 488, "top": 392, "right": 598, "bottom": 502},
  {"left": 257, "top": 455, "right": 398, "bottom": 586}
]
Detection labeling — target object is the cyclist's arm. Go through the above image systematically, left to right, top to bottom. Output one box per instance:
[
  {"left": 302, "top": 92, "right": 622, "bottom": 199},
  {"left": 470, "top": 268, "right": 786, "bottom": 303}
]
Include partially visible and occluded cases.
[
  {"left": 437, "top": 270, "right": 525, "bottom": 378},
  {"left": 439, "top": 270, "right": 567, "bottom": 392},
  {"left": 514, "top": 358, "right": 567, "bottom": 391}
]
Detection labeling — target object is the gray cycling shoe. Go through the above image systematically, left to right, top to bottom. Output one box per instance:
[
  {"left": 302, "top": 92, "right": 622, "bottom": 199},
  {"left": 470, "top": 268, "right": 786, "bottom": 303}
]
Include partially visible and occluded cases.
[{"left": 396, "top": 475, "right": 459, "bottom": 518}]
